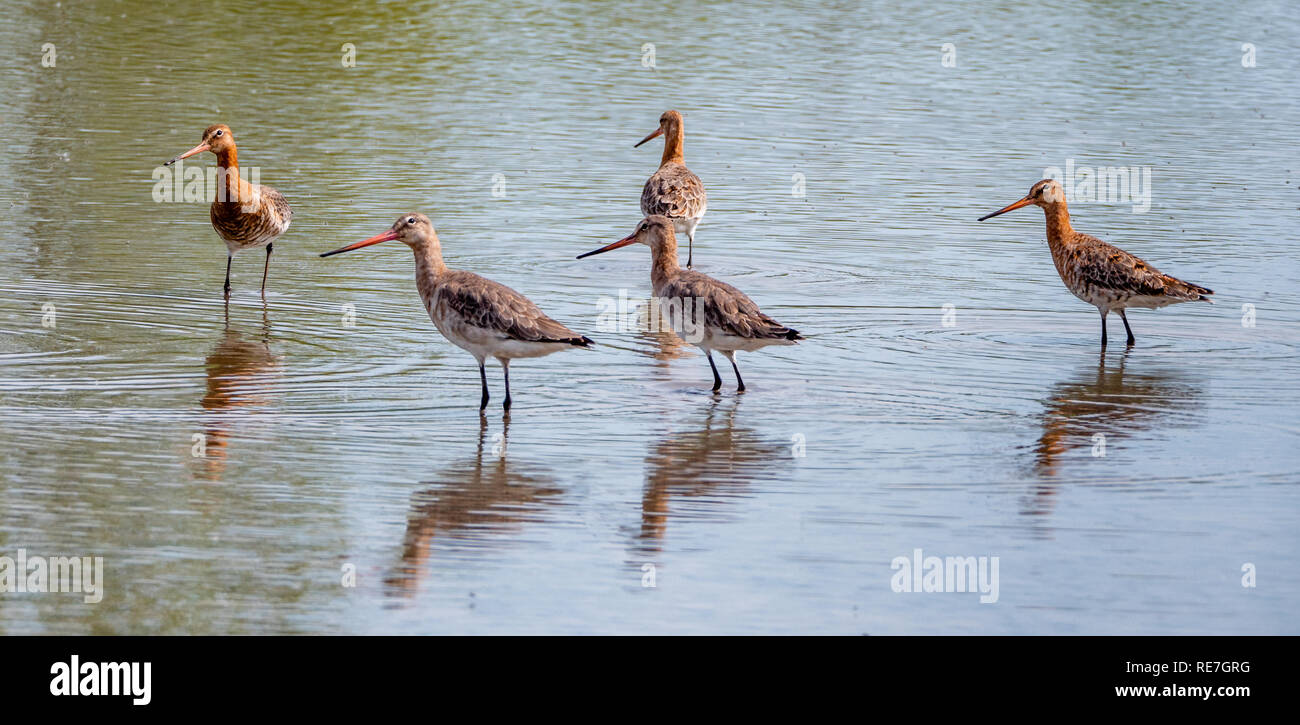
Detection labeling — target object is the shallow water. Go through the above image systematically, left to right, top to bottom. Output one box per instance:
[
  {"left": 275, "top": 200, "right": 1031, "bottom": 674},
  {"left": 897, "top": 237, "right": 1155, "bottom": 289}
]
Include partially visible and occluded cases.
[{"left": 0, "top": 0, "right": 1297, "bottom": 634}]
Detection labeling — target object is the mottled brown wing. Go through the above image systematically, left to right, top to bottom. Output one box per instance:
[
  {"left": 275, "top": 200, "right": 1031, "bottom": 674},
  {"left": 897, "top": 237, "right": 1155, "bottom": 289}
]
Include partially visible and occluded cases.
[
  {"left": 641, "top": 163, "right": 707, "bottom": 220},
  {"left": 261, "top": 185, "right": 293, "bottom": 227},
  {"left": 1074, "top": 237, "right": 1211, "bottom": 300},
  {"left": 439, "top": 271, "right": 590, "bottom": 344},
  {"left": 665, "top": 271, "right": 801, "bottom": 340}
]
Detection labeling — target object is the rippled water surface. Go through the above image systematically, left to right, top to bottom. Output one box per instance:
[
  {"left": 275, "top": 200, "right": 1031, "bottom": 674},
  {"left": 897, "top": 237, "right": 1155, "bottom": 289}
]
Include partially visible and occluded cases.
[{"left": 1, "top": 0, "right": 1298, "bottom": 634}]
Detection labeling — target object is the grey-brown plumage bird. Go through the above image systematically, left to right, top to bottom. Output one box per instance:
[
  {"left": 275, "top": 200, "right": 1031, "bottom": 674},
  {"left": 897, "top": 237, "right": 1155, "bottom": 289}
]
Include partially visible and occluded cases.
[
  {"left": 636, "top": 110, "right": 707, "bottom": 268},
  {"left": 166, "top": 124, "right": 292, "bottom": 297},
  {"left": 979, "top": 178, "right": 1213, "bottom": 347},
  {"left": 321, "top": 213, "right": 592, "bottom": 411},
  {"left": 578, "top": 215, "right": 800, "bottom": 392}
]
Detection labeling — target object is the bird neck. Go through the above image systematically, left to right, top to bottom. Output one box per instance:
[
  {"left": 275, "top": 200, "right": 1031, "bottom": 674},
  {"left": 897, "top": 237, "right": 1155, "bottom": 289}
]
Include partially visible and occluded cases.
[
  {"left": 660, "top": 126, "right": 685, "bottom": 166},
  {"left": 215, "top": 144, "right": 238, "bottom": 170},
  {"left": 213, "top": 146, "right": 249, "bottom": 204},
  {"left": 1042, "top": 202, "right": 1074, "bottom": 247},
  {"left": 413, "top": 236, "right": 449, "bottom": 280},
  {"left": 651, "top": 237, "right": 681, "bottom": 286}
]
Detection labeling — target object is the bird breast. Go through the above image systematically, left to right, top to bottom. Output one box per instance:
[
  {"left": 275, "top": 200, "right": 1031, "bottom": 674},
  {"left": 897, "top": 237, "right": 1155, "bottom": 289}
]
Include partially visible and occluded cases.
[{"left": 210, "top": 185, "right": 291, "bottom": 250}]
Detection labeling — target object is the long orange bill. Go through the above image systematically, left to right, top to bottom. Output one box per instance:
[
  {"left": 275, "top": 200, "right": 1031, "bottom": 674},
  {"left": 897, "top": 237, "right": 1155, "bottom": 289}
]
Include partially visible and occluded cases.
[
  {"left": 634, "top": 127, "right": 664, "bottom": 148},
  {"left": 164, "top": 141, "right": 211, "bottom": 166},
  {"left": 977, "top": 196, "right": 1035, "bottom": 221},
  {"left": 320, "top": 229, "right": 399, "bottom": 258},
  {"left": 577, "top": 233, "right": 637, "bottom": 259}
]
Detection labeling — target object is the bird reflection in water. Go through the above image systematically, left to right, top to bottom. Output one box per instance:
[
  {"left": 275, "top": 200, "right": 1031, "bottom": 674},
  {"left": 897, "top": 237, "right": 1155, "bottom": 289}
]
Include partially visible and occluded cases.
[
  {"left": 632, "top": 298, "right": 694, "bottom": 363},
  {"left": 195, "top": 304, "right": 280, "bottom": 481},
  {"left": 1028, "top": 350, "right": 1203, "bottom": 515},
  {"left": 634, "top": 397, "right": 789, "bottom": 557},
  {"left": 385, "top": 417, "right": 562, "bottom": 599}
]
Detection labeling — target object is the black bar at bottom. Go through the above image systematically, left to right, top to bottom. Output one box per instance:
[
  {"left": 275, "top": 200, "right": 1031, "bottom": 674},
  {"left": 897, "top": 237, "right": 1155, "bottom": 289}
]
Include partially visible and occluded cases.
[{"left": 0, "top": 636, "right": 1277, "bottom": 712}]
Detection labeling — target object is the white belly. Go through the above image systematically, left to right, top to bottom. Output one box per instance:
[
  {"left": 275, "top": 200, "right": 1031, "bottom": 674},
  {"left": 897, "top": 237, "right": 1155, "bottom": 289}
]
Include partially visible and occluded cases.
[
  {"left": 672, "top": 216, "right": 703, "bottom": 235},
  {"left": 1114, "top": 295, "right": 1180, "bottom": 310},
  {"left": 698, "top": 328, "right": 795, "bottom": 353}
]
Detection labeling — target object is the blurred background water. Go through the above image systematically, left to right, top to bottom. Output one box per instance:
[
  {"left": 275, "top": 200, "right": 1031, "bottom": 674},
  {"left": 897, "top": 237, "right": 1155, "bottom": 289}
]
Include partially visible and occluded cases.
[{"left": 0, "top": 0, "right": 1297, "bottom": 633}]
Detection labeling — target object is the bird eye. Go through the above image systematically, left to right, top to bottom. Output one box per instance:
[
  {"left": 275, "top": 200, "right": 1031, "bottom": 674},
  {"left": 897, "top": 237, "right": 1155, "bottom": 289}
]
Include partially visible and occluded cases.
[
  {"left": 214, "top": 130, "right": 223, "bottom": 136},
  {"left": 407, "top": 217, "right": 416, "bottom": 224}
]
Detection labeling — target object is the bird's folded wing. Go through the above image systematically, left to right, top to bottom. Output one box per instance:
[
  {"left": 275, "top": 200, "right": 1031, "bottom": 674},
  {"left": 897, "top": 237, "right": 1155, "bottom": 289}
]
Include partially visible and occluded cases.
[
  {"left": 641, "top": 166, "right": 707, "bottom": 218},
  {"left": 263, "top": 185, "right": 292, "bottom": 224},
  {"left": 1074, "top": 242, "right": 1179, "bottom": 298},
  {"left": 439, "top": 272, "right": 584, "bottom": 342},
  {"left": 667, "top": 272, "right": 795, "bottom": 339}
]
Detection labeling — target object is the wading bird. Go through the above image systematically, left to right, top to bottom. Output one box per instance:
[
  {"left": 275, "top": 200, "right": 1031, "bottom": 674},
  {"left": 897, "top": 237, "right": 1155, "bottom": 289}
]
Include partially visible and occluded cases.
[
  {"left": 636, "top": 110, "right": 707, "bottom": 268},
  {"left": 165, "top": 125, "right": 292, "bottom": 297},
  {"left": 978, "top": 179, "right": 1212, "bottom": 347},
  {"left": 321, "top": 213, "right": 592, "bottom": 412},
  {"left": 578, "top": 215, "right": 800, "bottom": 392}
]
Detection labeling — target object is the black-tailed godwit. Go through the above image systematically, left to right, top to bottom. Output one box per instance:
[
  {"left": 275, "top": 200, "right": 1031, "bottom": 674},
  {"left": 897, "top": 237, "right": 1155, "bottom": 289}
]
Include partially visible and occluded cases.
[
  {"left": 636, "top": 110, "right": 707, "bottom": 268},
  {"left": 165, "top": 124, "right": 292, "bottom": 297},
  {"left": 978, "top": 178, "right": 1213, "bottom": 347},
  {"left": 321, "top": 213, "right": 593, "bottom": 411},
  {"left": 578, "top": 215, "right": 800, "bottom": 392}
]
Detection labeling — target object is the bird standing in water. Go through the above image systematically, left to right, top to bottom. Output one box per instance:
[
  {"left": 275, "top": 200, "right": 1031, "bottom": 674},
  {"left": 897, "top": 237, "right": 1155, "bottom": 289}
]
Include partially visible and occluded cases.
[
  {"left": 636, "top": 110, "right": 707, "bottom": 268},
  {"left": 166, "top": 124, "right": 292, "bottom": 297},
  {"left": 978, "top": 178, "right": 1212, "bottom": 347},
  {"left": 321, "top": 213, "right": 592, "bottom": 412},
  {"left": 578, "top": 215, "right": 800, "bottom": 392}
]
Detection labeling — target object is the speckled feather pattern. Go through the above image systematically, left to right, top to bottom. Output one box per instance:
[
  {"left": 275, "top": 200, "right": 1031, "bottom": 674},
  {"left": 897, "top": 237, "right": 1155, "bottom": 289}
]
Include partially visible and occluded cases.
[{"left": 641, "top": 162, "right": 707, "bottom": 222}]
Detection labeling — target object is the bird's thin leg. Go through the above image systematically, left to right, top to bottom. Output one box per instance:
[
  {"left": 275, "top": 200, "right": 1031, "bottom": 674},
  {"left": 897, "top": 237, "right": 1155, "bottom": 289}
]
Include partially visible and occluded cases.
[
  {"left": 686, "top": 230, "right": 694, "bottom": 269},
  {"left": 261, "top": 242, "right": 273, "bottom": 295},
  {"left": 223, "top": 254, "right": 232, "bottom": 298},
  {"left": 1099, "top": 309, "right": 1108, "bottom": 349},
  {"left": 1118, "top": 309, "right": 1136, "bottom": 347},
  {"left": 706, "top": 352, "right": 722, "bottom": 393},
  {"left": 728, "top": 354, "right": 746, "bottom": 393},
  {"left": 502, "top": 360, "right": 512, "bottom": 412},
  {"left": 478, "top": 363, "right": 489, "bottom": 411}
]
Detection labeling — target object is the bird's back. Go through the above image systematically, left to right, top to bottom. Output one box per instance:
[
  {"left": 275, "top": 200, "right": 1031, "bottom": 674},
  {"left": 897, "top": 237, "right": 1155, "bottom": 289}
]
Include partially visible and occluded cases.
[
  {"left": 641, "top": 162, "right": 707, "bottom": 221},
  {"left": 1054, "top": 232, "right": 1212, "bottom": 308},
  {"left": 660, "top": 269, "right": 801, "bottom": 341},
  {"left": 429, "top": 270, "right": 591, "bottom": 346}
]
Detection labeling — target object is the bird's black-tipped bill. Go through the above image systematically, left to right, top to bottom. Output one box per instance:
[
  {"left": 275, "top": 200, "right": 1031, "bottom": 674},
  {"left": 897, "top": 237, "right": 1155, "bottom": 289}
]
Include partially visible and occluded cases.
[
  {"left": 634, "top": 127, "right": 664, "bottom": 148},
  {"left": 165, "top": 141, "right": 210, "bottom": 166},
  {"left": 978, "top": 196, "right": 1035, "bottom": 221},
  {"left": 320, "top": 229, "right": 399, "bottom": 258},
  {"left": 577, "top": 233, "right": 638, "bottom": 259}
]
